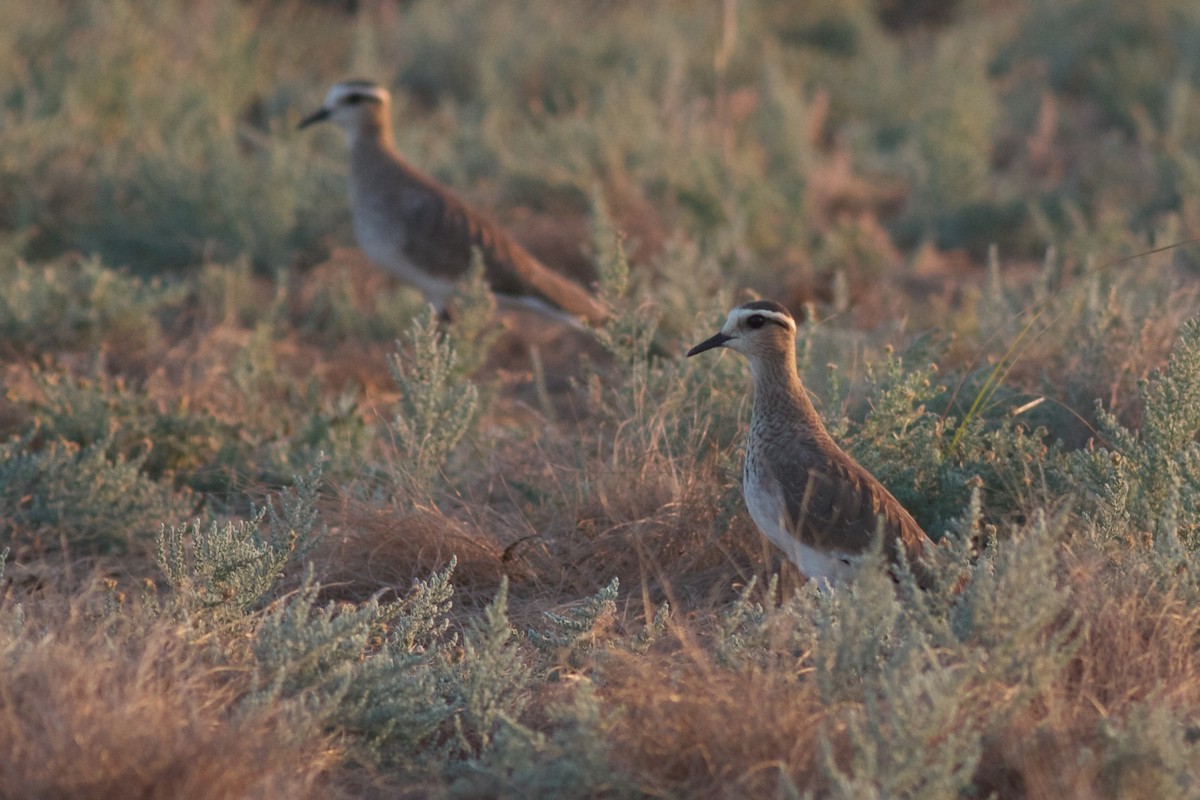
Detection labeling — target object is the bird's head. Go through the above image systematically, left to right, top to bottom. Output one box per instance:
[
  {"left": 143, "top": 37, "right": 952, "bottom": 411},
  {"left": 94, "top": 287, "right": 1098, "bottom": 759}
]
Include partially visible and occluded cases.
[
  {"left": 298, "top": 80, "right": 391, "bottom": 144},
  {"left": 686, "top": 300, "right": 798, "bottom": 365}
]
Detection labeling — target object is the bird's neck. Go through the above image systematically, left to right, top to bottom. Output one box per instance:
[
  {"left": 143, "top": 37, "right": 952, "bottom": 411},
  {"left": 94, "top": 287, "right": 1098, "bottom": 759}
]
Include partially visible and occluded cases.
[
  {"left": 347, "top": 117, "right": 394, "bottom": 155},
  {"left": 749, "top": 351, "right": 830, "bottom": 440}
]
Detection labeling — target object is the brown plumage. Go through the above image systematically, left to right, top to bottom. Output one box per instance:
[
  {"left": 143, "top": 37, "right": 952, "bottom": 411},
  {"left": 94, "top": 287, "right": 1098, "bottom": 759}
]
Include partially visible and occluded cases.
[
  {"left": 300, "top": 80, "right": 608, "bottom": 326},
  {"left": 688, "top": 300, "right": 932, "bottom": 587}
]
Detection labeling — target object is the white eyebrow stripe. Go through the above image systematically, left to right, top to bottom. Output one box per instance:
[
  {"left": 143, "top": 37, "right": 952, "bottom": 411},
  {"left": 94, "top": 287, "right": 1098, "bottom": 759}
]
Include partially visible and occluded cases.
[
  {"left": 325, "top": 83, "right": 390, "bottom": 107},
  {"left": 728, "top": 308, "right": 795, "bottom": 330}
]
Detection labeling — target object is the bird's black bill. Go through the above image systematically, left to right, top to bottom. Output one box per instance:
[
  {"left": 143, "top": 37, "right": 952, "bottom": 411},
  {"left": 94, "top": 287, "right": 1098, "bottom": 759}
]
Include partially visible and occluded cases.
[
  {"left": 298, "top": 108, "right": 331, "bottom": 129},
  {"left": 686, "top": 332, "right": 732, "bottom": 357}
]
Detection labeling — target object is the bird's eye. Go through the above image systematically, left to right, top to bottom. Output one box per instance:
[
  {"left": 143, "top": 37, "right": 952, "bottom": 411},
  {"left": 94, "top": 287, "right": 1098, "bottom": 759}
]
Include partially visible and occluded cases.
[
  {"left": 345, "top": 93, "right": 365, "bottom": 105},
  {"left": 747, "top": 314, "right": 765, "bottom": 329}
]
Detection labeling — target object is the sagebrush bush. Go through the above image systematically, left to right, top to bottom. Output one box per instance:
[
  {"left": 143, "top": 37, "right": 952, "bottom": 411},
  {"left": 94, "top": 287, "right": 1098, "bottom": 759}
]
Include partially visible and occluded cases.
[
  {"left": 0, "top": 254, "right": 182, "bottom": 357},
  {"left": 386, "top": 308, "right": 483, "bottom": 498},
  {"left": 1079, "top": 315, "right": 1200, "bottom": 540},
  {"left": 16, "top": 367, "right": 231, "bottom": 480},
  {"left": 0, "top": 435, "right": 187, "bottom": 556},
  {"left": 157, "top": 460, "right": 325, "bottom": 618},
  {"left": 247, "top": 564, "right": 454, "bottom": 764},
  {"left": 527, "top": 576, "right": 618, "bottom": 655}
]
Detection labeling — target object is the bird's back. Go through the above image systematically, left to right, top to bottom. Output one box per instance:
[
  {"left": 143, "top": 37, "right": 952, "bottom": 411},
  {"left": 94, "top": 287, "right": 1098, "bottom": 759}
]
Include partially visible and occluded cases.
[{"left": 349, "top": 144, "right": 607, "bottom": 323}]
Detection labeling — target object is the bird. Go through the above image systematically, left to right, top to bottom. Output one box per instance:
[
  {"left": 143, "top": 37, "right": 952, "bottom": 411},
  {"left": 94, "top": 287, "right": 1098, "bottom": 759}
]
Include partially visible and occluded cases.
[
  {"left": 298, "top": 79, "right": 608, "bottom": 326},
  {"left": 687, "top": 300, "right": 933, "bottom": 588}
]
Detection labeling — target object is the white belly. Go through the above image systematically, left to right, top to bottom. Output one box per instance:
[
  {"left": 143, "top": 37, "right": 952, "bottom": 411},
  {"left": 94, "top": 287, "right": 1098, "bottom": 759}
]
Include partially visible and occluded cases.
[
  {"left": 352, "top": 203, "right": 456, "bottom": 308},
  {"left": 743, "top": 469, "right": 856, "bottom": 584}
]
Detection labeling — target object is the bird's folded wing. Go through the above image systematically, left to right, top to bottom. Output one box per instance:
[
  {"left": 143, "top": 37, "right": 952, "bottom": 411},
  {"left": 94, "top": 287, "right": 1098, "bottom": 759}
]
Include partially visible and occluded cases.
[
  {"left": 394, "top": 169, "right": 608, "bottom": 323},
  {"left": 774, "top": 451, "right": 926, "bottom": 563}
]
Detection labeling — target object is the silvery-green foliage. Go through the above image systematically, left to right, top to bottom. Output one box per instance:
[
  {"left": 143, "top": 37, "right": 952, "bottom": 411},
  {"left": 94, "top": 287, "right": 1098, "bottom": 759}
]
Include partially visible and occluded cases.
[
  {"left": 81, "top": 114, "right": 338, "bottom": 272},
  {"left": 586, "top": 233, "right": 745, "bottom": 524},
  {"left": 593, "top": 233, "right": 660, "bottom": 370},
  {"left": 0, "top": 254, "right": 182, "bottom": 353},
  {"left": 387, "top": 307, "right": 481, "bottom": 496},
  {"left": 1074, "top": 316, "right": 1200, "bottom": 538},
  {"left": 842, "top": 340, "right": 1064, "bottom": 536},
  {"left": 853, "top": 342, "right": 948, "bottom": 468},
  {"left": 18, "top": 368, "right": 231, "bottom": 481},
  {"left": 288, "top": 390, "right": 373, "bottom": 482},
  {"left": 0, "top": 435, "right": 183, "bottom": 554},
  {"left": 1068, "top": 445, "right": 1132, "bottom": 538},
  {"left": 260, "top": 457, "right": 327, "bottom": 566},
  {"left": 156, "top": 460, "right": 325, "bottom": 617},
  {"left": 1143, "top": 487, "right": 1200, "bottom": 605},
  {"left": 898, "top": 489, "right": 981, "bottom": 640},
  {"left": 711, "top": 490, "right": 1077, "bottom": 798},
  {"left": 948, "top": 508, "right": 1078, "bottom": 692},
  {"left": 157, "top": 510, "right": 283, "bottom": 617},
  {"left": 0, "top": 547, "right": 19, "bottom": 644},
  {"left": 811, "top": 547, "right": 905, "bottom": 704},
  {"left": 0, "top": 553, "right": 26, "bottom": 663},
  {"left": 391, "top": 557, "right": 458, "bottom": 655},
  {"left": 342, "top": 558, "right": 458, "bottom": 761},
  {"left": 248, "top": 564, "right": 455, "bottom": 761},
  {"left": 249, "top": 568, "right": 368, "bottom": 710},
  {"left": 714, "top": 575, "right": 774, "bottom": 666},
  {"left": 527, "top": 576, "right": 618, "bottom": 654},
  {"left": 451, "top": 578, "right": 531, "bottom": 757},
  {"left": 632, "top": 601, "right": 671, "bottom": 653},
  {"left": 819, "top": 644, "right": 982, "bottom": 800},
  {"left": 447, "top": 680, "right": 636, "bottom": 800},
  {"left": 1091, "top": 702, "right": 1200, "bottom": 800}
]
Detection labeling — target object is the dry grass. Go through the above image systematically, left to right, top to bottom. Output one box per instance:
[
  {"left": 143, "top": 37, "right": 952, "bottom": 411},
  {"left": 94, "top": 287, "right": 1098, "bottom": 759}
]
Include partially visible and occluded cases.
[
  {"left": 314, "top": 500, "right": 511, "bottom": 607},
  {"left": 592, "top": 533, "right": 1200, "bottom": 800},
  {"left": 971, "top": 543, "right": 1200, "bottom": 799},
  {"left": 0, "top": 592, "right": 337, "bottom": 800},
  {"left": 604, "top": 646, "right": 827, "bottom": 799}
]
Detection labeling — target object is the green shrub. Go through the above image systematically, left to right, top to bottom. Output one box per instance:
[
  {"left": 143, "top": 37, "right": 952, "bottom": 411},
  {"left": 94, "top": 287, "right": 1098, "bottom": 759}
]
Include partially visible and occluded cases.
[
  {"left": 1000, "top": 0, "right": 1200, "bottom": 135},
  {"left": 3, "top": 1, "right": 1200, "bottom": 797},
  {"left": 0, "top": 255, "right": 181, "bottom": 355},
  {"left": 386, "top": 308, "right": 483, "bottom": 499},
  {"left": 1071, "top": 315, "right": 1200, "bottom": 539},
  {"left": 18, "top": 368, "right": 231, "bottom": 481},
  {"left": 0, "top": 435, "right": 186, "bottom": 555},
  {"left": 157, "top": 460, "right": 325, "bottom": 618},
  {"left": 248, "top": 562, "right": 455, "bottom": 763},
  {"left": 528, "top": 576, "right": 618, "bottom": 656},
  {"left": 449, "top": 578, "right": 531, "bottom": 757},
  {"left": 446, "top": 681, "right": 635, "bottom": 800}
]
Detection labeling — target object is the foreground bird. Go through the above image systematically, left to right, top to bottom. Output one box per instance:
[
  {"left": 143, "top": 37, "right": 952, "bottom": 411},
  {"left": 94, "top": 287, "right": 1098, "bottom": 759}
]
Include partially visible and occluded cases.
[
  {"left": 299, "top": 80, "right": 608, "bottom": 326},
  {"left": 687, "top": 300, "right": 932, "bottom": 587}
]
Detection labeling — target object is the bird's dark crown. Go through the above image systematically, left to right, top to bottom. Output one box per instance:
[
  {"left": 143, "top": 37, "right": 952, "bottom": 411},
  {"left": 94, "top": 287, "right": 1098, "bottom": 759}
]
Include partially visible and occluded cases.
[
  {"left": 328, "top": 80, "right": 387, "bottom": 107},
  {"left": 738, "top": 299, "right": 793, "bottom": 319},
  {"left": 731, "top": 300, "right": 795, "bottom": 332}
]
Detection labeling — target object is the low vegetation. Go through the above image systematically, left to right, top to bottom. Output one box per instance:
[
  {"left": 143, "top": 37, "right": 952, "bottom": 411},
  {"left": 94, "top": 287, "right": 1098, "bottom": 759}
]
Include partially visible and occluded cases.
[{"left": 2, "top": 1, "right": 1200, "bottom": 797}]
